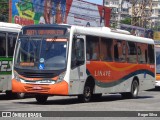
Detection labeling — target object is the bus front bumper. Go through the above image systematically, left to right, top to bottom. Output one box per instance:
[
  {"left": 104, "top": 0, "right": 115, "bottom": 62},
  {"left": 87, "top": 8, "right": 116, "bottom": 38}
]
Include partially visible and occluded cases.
[{"left": 12, "top": 79, "right": 69, "bottom": 95}]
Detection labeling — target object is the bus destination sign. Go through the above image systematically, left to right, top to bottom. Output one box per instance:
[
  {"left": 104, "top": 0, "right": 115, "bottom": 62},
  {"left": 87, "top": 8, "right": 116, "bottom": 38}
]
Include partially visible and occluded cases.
[{"left": 24, "top": 29, "right": 65, "bottom": 36}]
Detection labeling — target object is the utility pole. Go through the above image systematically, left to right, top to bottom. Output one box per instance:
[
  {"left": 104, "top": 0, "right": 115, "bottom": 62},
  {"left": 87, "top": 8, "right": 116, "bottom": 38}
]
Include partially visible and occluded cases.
[{"left": 117, "top": 0, "right": 122, "bottom": 29}]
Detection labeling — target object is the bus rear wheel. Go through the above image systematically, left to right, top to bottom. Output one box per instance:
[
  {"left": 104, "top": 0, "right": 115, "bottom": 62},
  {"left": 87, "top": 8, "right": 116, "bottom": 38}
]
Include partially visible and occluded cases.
[
  {"left": 121, "top": 80, "right": 139, "bottom": 99},
  {"left": 78, "top": 83, "right": 93, "bottom": 103},
  {"left": 35, "top": 95, "right": 48, "bottom": 104}
]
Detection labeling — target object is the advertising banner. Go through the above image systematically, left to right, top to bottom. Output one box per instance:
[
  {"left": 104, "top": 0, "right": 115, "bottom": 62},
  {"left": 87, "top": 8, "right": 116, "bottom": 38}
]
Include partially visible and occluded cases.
[
  {"left": 12, "top": 0, "right": 111, "bottom": 27},
  {"left": 12, "top": 0, "right": 67, "bottom": 25},
  {"left": 66, "top": 0, "right": 111, "bottom": 27}
]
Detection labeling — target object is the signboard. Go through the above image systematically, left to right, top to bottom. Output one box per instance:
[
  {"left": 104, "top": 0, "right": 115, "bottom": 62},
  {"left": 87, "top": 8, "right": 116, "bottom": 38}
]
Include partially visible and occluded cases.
[
  {"left": 12, "top": 0, "right": 111, "bottom": 27},
  {"left": 66, "top": 0, "right": 111, "bottom": 27},
  {"left": 154, "top": 32, "right": 160, "bottom": 40}
]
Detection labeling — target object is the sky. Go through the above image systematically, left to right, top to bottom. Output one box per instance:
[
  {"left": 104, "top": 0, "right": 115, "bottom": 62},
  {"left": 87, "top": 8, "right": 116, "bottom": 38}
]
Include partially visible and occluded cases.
[{"left": 83, "top": 0, "right": 103, "bottom": 5}]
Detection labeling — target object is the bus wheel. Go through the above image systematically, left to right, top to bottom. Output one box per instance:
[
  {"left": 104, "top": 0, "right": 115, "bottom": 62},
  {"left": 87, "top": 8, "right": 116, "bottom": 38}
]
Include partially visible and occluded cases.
[
  {"left": 121, "top": 80, "right": 139, "bottom": 99},
  {"left": 131, "top": 80, "right": 139, "bottom": 98},
  {"left": 78, "top": 83, "right": 93, "bottom": 103},
  {"left": 35, "top": 95, "right": 48, "bottom": 104}
]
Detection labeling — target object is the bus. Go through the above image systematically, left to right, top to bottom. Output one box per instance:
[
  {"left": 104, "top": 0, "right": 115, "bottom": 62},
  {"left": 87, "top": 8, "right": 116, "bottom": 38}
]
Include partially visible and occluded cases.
[
  {"left": 0, "top": 22, "right": 24, "bottom": 98},
  {"left": 12, "top": 24, "right": 155, "bottom": 103},
  {"left": 155, "top": 41, "right": 160, "bottom": 87}
]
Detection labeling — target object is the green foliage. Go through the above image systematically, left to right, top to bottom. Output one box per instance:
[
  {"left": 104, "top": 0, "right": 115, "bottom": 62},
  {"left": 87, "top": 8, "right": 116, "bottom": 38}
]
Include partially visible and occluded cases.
[
  {"left": 0, "top": 0, "right": 9, "bottom": 22},
  {"left": 121, "top": 18, "right": 131, "bottom": 25}
]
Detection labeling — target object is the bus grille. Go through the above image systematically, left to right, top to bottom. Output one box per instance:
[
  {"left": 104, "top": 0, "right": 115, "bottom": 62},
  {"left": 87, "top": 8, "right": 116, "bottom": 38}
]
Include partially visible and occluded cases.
[{"left": 19, "top": 72, "right": 55, "bottom": 78}]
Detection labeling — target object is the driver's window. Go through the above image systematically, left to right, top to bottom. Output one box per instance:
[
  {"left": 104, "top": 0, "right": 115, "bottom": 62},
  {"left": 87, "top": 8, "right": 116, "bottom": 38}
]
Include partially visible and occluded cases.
[{"left": 71, "top": 36, "right": 84, "bottom": 68}]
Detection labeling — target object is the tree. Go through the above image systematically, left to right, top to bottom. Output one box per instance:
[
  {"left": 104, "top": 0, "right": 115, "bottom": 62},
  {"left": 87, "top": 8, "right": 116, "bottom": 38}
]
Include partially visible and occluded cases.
[
  {"left": 0, "top": 0, "right": 9, "bottom": 22},
  {"left": 121, "top": 18, "right": 131, "bottom": 25}
]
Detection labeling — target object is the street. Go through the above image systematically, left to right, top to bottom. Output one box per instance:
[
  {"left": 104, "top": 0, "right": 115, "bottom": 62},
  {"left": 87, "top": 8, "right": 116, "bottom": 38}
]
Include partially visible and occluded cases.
[{"left": 0, "top": 88, "right": 160, "bottom": 112}]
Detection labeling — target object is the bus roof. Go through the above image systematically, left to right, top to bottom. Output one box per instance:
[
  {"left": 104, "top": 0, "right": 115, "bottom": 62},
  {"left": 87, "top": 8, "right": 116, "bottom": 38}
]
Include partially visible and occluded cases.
[
  {"left": 0, "top": 22, "right": 22, "bottom": 33},
  {"left": 21, "top": 24, "right": 154, "bottom": 44},
  {"left": 73, "top": 26, "right": 154, "bottom": 44}
]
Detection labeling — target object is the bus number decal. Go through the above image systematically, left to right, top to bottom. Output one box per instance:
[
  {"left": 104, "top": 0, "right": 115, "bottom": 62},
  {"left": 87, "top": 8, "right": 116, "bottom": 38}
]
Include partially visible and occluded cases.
[{"left": 0, "top": 61, "right": 12, "bottom": 72}]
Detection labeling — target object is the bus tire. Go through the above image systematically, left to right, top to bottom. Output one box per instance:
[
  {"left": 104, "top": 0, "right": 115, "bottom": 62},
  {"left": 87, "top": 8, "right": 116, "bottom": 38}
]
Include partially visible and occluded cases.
[
  {"left": 121, "top": 80, "right": 139, "bottom": 99},
  {"left": 78, "top": 82, "right": 93, "bottom": 103},
  {"left": 35, "top": 95, "right": 48, "bottom": 104}
]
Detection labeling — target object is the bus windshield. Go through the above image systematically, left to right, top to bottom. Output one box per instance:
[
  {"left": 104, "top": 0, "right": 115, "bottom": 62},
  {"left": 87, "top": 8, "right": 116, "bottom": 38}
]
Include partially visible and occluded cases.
[{"left": 14, "top": 36, "right": 68, "bottom": 71}]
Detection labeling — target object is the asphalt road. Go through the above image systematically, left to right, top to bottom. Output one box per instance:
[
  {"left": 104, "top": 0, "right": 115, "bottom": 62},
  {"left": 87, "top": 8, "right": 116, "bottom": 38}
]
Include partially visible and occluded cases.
[{"left": 0, "top": 88, "right": 160, "bottom": 119}]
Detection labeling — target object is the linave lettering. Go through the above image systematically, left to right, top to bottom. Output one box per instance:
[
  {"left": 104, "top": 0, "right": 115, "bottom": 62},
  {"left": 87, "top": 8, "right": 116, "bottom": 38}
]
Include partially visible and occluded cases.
[{"left": 95, "top": 70, "right": 111, "bottom": 77}]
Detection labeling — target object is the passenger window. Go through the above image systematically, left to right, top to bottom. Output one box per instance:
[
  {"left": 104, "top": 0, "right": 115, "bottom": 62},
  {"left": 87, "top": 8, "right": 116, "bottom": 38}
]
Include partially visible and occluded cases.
[
  {"left": 0, "top": 33, "right": 6, "bottom": 57},
  {"left": 8, "top": 33, "right": 17, "bottom": 57},
  {"left": 71, "top": 36, "right": 85, "bottom": 68},
  {"left": 86, "top": 36, "right": 100, "bottom": 61},
  {"left": 100, "top": 38, "right": 113, "bottom": 61},
  {"left": 113, "top": 40, "right": 126, "bottom": 62},
  {"left": 127, "top": 41, "right": 137, "bottom": 63},
  {"left": 137, "top": 43, "right": 147, "bottom": 64},
  {"left": 148, "top": 44, "right": 155, "bottom": 64}
]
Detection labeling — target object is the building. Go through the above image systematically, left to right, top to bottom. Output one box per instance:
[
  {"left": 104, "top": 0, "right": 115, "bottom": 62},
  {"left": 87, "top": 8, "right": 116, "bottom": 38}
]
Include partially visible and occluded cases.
[
  {"left": 104, "top": 0, "right": 160, "bottom": 29},
  {"left": 104, "top": 0, "right": 131, "bottom": 26},
  {"left": 152, "top": 0, "right": 160, "bottom": 28}
]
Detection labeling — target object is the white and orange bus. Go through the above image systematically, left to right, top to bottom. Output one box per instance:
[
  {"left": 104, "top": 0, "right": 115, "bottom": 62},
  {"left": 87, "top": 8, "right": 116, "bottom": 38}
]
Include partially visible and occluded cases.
[{"left": 12, "top": 24, "right": 155, "bottom": 103}]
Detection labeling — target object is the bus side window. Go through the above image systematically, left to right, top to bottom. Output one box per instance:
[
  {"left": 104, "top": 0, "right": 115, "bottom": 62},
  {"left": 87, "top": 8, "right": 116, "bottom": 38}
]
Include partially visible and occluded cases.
[
  {"left": 0, "top": 33, "right": 6, "bottom": 57},
  {"left": 8, "top": 33, "right": 17, "bottom": 57},
  {"left": 86, "top": 35, "right": 100, "bottom": 61},
  {"left": 71, "top": 36, "right": 85, "bottom": 68},
  {"left": 100, "top": 37, "right": 113, "bottom": 61},
  {"left": 114, "top": 40, "right": 119, "bottom": 61},
  {"left": 127, "top": 41, "right": 137, "bottom": 63},
  {"left": 137, "top": 43, "right": 147, "bottom": 64},
  {"left": 148, "top": 44, "right": 155, "bottom": 64}
]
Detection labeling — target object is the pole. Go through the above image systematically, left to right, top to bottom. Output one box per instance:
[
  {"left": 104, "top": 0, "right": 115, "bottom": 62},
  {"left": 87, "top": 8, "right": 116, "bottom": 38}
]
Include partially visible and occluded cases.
[
  {"left": 9, "top": 0, "right": 12, "bottom": 23},
  {"left": 117, "top": 0, "right": 122, "bottom": 29}
]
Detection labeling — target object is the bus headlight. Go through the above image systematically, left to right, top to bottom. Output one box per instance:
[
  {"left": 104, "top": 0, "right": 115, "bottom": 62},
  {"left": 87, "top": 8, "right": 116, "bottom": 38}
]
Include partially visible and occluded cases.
[
  {"left": 14, "top": 72, "right": 20, "bottom": 81},
  {"left": 57, "top": 72, "right": 66, "bottom": 83}
]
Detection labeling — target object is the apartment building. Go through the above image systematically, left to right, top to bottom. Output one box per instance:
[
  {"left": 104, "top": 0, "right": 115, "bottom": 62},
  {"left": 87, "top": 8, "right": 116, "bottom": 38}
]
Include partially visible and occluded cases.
[
  {"left": 104, "top": 0, "right": 160, "bottom": 28},
  {"left": 104, "top": 0, "right": 131, "bottom": 26},
  {"left": 152, "top": 0, "right": 160, "bottom": 27}
]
